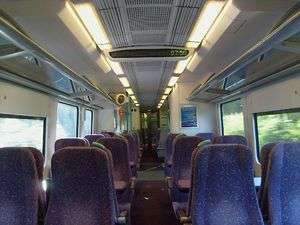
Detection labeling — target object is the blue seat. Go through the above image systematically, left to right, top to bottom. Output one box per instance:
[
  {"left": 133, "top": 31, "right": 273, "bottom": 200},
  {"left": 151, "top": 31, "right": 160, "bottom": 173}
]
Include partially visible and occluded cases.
[
  {"left": 195, "top": 132, "right": 215, "bottom": 141},
  {"left": 164, "top": 133, "right": 180, "bottom": 176},
  {"left": 212, "top": 135, "right": 247, "bottom": 145},
  {"left": 170, "top": 136, "right": 203, "bottom": 202},
  {"left": 95, "top": 137, "right": 134, "bottom": 204},
  {"left": 258, "top": 142, "right": 277, "bottom": 219},
  {"left": 267, "top": 142, "right": 300, "bottom": 225},
  {"left": 186, "top": 144, "right": 263, "bottom": 225},
  {"left": 0, "top": 147, "right": 40, "bottom": 225},
  {"left": 45, "top": 147, "right": 130, "bottom": 225}
]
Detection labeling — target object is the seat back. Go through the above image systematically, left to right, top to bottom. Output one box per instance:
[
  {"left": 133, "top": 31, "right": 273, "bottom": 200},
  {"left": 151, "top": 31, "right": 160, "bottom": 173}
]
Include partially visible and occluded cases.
[
  {"left": 195, "top": 132, "right": 215, "bottom": 141},
  {"left": 122, "top": 133, "right": 138, "bottom": 165},
  {"left": 165, "top": 133, "right": 179, "bottom": 164},
  {"left": 84, "top": 134, "right": 105, "bottom": 145},
  {"left": 212, "top": 135, "right": 247, "bottom": 145},
  {"left": 172, "top": 136, "right": 203, "bottom": 187},
  {"left": 96, "top": 137, "right": 132, "bottom": 182},
  {"left": 55, "top": 138, "right": 89, "bottom": 152},
  {"left": 258, "top": 142, "right": 276, "bottom": 217},
  {"left": 268, "top": 142, "right": 300, "bottom": 225},
  {"left": 190, "top": 144, "right": 263, "bottom": 225},
  {"left": 0, "top": 147, "right": 39, "bottom": 225},
  {"left": 45, "top": 147, "right": 117, "bottom": 225}
]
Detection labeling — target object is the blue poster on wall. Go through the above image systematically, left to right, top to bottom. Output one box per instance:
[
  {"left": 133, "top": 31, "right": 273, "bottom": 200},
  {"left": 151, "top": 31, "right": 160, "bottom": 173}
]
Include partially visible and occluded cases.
[{"left": 181, "top": 106, "right": 197, "bottom": 127}]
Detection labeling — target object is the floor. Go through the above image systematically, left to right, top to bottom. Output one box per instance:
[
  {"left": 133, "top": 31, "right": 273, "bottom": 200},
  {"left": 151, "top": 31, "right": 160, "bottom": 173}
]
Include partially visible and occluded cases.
[{"left": 131, "top": 148, "right": 180, "bottom": 225}]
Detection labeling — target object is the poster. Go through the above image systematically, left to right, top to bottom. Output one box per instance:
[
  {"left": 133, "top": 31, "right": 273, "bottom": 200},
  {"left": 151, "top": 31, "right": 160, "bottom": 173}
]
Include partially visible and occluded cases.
[{"left": 181, "top": 105, "right": 197, "bottom": 127}]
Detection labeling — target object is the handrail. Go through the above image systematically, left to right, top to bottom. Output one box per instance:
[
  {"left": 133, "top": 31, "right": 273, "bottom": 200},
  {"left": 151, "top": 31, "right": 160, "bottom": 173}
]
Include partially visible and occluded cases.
[
  {"left": 188, "top": 10, "right": 300, "bottom": 101},
  {"left": 0, "top": 15, "right": 118, "bottom": 106}
]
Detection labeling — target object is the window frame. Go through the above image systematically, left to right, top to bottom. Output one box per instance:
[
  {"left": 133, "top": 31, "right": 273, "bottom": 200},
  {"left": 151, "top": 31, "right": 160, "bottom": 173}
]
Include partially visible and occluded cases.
[
  {"left": 220, "top": 98, "right": 244, "bottom": 136},
  {"left": 57, "top": 102, "right": 79, "bottom": 137},
  {"left": 254, "top": 107, "right": 300, "bottom": 160},
  {"left": 84, "top": 109, "right": 94, "bottom": 135},
  {"left": 0, "top": 113, "right": 47, "bottom": 155}
]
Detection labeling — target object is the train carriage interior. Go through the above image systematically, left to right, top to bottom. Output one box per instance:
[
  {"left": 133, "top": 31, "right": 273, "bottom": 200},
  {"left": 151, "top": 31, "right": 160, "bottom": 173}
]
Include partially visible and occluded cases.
[{"left": 0, "top": 0, "right": 299, "bottom": 224}]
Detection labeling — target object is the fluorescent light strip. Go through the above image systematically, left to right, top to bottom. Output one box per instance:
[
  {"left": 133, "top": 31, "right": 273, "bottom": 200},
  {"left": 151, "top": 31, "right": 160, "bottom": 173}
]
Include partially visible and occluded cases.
[
  {"left": 187, "top": 0, "right": 240, "bottom": 72},
  {"left": 186, "top": 1, "right": 225, "bottom": 48},
  {"left": 75, "top": 3, "right": 112, "bottom": 50},
  {"left": 96, "top": 54, "right": 111, "bottom": 73},
  {"left": 174, "top": 56, "right": 192, "bottom": 74},
  {"left": 106, "top": 58, "right": 124, "bottom": 75},
  {"left": 168, "top": 76, "right": 179, "bottom": 87},
  {"left": 118, "top": 77, "right": 130, "bottom": 88},
  {"left": 164, "top": 87, "right": 172, "bottom": 95},
  {"left": 126, "top": 88, "right": 134, "bottom": 95},
  {"left": 130, "top": 95, "right": 137, "bottom": 101},
  {"left": 162, "top": 95, "right": 168, "bottom": 100},
  {"left": 133, "top": 100, "right": 138, "bottom": 104},
  {"left": 136, "top": 104, "right": 140, "bottom": 107}
]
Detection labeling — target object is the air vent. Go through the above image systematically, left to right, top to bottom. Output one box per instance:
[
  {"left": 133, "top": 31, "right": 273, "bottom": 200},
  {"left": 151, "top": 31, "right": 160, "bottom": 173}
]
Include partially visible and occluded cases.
[{"left": 109, "top": 48, "right": 190, "bottom": 59}]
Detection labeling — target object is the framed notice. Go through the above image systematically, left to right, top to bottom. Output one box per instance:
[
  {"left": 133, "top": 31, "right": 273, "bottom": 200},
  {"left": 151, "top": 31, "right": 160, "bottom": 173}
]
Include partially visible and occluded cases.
[{"left": 180, "top": 105, "right": 197, "bottom": 128}]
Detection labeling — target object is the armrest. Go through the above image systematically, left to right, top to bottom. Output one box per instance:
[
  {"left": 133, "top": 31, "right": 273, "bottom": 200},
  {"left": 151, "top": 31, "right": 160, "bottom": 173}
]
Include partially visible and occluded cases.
[
  {"left": 165, "top": 176, "right": 173, "bottom": 189},
  {"left": 130, "top": 177, "right": 136, "bottom": 189},
  {"left": 178, "top": 209, "right": 191, "bottom": 224}
]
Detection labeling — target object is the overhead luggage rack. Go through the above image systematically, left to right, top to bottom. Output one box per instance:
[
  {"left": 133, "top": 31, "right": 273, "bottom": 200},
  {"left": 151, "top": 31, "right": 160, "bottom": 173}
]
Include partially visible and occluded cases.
[{"left": 188, "top": 11, "right": 300, "bottom": 102}]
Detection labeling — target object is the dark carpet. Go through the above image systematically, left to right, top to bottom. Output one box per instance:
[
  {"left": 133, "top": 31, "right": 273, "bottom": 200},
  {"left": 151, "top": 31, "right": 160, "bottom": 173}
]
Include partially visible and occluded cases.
[{"left": 131, "top": 148, "right": 180, "bottom": 225}]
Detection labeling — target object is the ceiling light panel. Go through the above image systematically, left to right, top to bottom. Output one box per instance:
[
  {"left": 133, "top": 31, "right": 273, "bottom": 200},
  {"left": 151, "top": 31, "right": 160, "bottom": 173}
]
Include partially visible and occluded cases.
[
  {"left": 186, "top": 1, "right": 225, "bottom": 48},
  {"left": 74, "top": 3, "right": 112, "bottom": 50},
  {"left": 174, "top": 56, "right": 192, "bottom": 74},
  {"left": 106, "top": 58, "right": 124, "bottom": 75},
  {"left": 168, "top": 76, "right": 179, "bottom": 87},
  {"left": 118, "top": 77, "right": 130, "bottom": 87},
  {"left": 164, "top": 87, "right": 172, "bottom": 95},
  {"left": 126, "top": 88, "right": 134, "bottom": 95},
  {"left": 162, "top": 95, "right": 168, "bottom": 100}
]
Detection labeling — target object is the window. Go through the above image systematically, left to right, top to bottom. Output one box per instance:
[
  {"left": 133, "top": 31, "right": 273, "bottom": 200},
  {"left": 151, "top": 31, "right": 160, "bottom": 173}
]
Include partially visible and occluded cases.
[
  {"left": 221, "top": 99, "right": 245, "bottom": 136},
  {"left": 56, "top": 103, "right": 78, "bottom": 139},
  {"left": 255, "top": 108, "right": 300, "bottom": 155},
  {"left": 82, "top": 109, "right": 93, "bottom": 136},
  {"left": 0, "top": 114, "right": 46, "bottom": 154}
]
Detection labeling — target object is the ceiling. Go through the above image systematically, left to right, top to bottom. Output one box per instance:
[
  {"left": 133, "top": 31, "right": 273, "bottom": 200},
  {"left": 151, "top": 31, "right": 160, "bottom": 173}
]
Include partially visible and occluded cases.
[{"left": 0, "top": 0, "right": 299, "bottom": 109}]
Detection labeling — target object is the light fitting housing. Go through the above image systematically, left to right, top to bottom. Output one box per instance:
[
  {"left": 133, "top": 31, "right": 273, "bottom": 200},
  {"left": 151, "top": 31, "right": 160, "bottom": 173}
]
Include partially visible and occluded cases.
[{"left": 118, "top": 77, "right": 130, "bottom": 88}]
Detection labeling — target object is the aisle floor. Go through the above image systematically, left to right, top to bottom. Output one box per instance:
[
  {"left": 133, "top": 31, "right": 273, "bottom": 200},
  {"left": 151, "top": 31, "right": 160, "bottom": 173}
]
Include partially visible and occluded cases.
[{"left": 131, "top": 149, "right": 180, "bottom": 225}]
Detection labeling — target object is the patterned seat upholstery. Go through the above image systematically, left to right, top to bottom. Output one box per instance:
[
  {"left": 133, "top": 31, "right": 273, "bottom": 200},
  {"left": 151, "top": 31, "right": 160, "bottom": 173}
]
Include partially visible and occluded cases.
[
  {"left": 195, "top": 132, "right": 215, "bottom": 141},
  {"left": 122, "top": 133, "right": 138, "bottom": 176},
  {"left": 164, "top": 133, "right": 179, "bottom": 176},
  {"left": 84, "top": 134, "right": 105, "bottom": 145},
  {"left": 212, "top": 135, "right": 247, "bottom": 145},
  {"left": 170, "top": 136, "right": 203, "bottom": 202},
  {"left": 96, "top": 137, "right": 134, "bottom": 203},
  {"left": 55, "top": 138, "right": 89, "bottom": 152},
  {"left": 268, "top": 142, "right": 300, "bottom": 225},
  {"left": 258, "top": 143, "right": 277, "bottom": 219},
  {"left": 189, "top": 144, "right": 264, "bottom": 225},
  {"left": 0, "top": 147, "right": 39, "bottom": 225},
  {"left": 45, "top": 147, "right": 129, "bottom": 225},
  {"left": 28, "top": 148, "right": 46, "bottom": 225}
]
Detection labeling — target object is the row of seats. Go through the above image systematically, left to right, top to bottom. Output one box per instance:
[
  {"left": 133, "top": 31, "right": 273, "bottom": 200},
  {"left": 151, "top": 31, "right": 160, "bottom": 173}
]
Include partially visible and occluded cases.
[
  {"left": 0, "top": 131, "right": 141, "bottom": 225},
  {"left": 165, "top": 132, "right": 300, "bottom": 225}
]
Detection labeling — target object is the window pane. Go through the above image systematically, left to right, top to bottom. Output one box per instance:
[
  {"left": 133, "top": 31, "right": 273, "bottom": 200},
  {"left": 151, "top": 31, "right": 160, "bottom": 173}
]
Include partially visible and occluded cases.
[
  {"left": 221, "top": 99, "right": 245, "bottom": 136},
  {"left": 56, "top": 103, "right": 78, "bottom": 139},
  {"left": 82, "top": 109, "right": 93, "bottom": 136},
  {"left": 256, "top": 110, "right": 300, "bottom": 150},
  {"left": 0, "top": 115, "right": 44, "bottom": 152}
]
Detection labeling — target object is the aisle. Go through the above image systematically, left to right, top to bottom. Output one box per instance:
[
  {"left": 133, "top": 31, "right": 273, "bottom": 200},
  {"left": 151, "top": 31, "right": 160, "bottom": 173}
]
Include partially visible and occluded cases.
[{"left": 131, "top": 148, "right": 180, "bottom": 225}]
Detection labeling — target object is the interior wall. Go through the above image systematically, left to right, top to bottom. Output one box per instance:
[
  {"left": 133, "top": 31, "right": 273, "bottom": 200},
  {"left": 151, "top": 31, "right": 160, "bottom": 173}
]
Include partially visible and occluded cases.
[
  {"left": 216, "top": 75, "right": 300, "bottom": 175},
  {"left": 0, "top": 81, "right": 57, "bottom": 172},
  {"left": 169, "top": 82, "right": 218, "bottom": 136},
  {"left": 131, "top": 106, "right": 140, "bottom": 130},
  {"left": 97, "top": 108, "right": 116, "bottom": 132}
]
